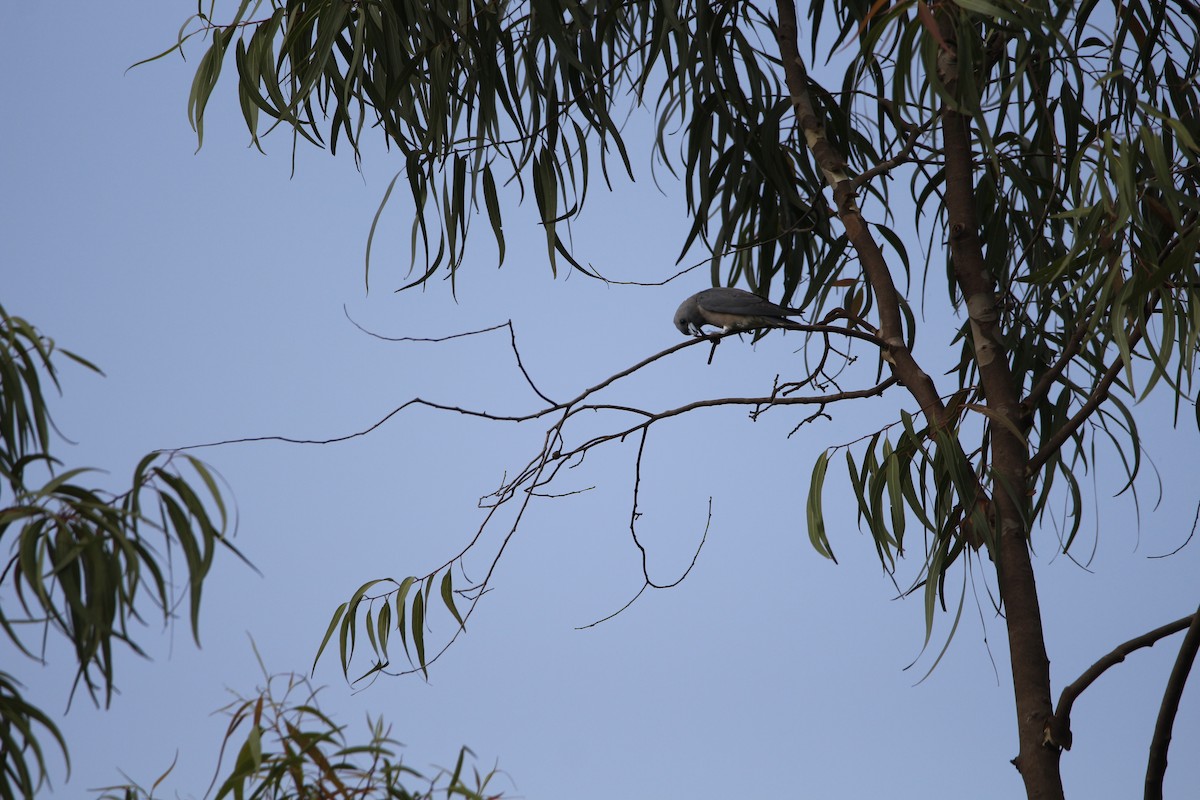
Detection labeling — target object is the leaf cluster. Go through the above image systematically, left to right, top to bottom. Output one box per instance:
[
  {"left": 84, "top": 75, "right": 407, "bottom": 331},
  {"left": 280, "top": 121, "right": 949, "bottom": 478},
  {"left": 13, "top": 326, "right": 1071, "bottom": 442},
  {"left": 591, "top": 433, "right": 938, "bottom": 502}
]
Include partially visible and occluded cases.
[
  {"left": 176, "top": 0, "right": 676, "bottom": 284},
  {"left": 802, "top": 0, "right": 1199, "bottom": 620},
  {"left": 172, "top": 1, "right": 908, "bottom": 304},
  {"left": 0, "top": 304, "right": 241, "bottom": 799},
  {"left": 314, "top": 568, "right": 467, "bottom": 683},
  {"left": 96, "top": 669, "right": 503, "bottom": 800}
]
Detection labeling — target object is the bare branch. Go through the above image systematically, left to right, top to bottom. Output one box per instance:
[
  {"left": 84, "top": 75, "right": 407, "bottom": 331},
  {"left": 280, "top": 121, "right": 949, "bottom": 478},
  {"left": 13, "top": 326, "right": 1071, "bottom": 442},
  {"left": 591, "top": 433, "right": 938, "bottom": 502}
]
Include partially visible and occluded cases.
[
  {"left": 773, "top": 0, "right": 947, "bottom": 429},
  {"left": 852, "top": 114, "right": 939, "bottom": 190},
  {"left": 342, "top": 307, "right": 509, "bottom": 344},
  {"left": 185, "top": 311, "right": 895, "bottom": 680},
  {"left": 343, "top": 311, "right": 557, "bottom": 404},
  {"left": 1022, "top": 315, "right": 1093, "bottom": 413},
  {"left": 506, "top": 320, "right": 557, "bottom": 405},
  {"left": 554, "top": 377, "right": 899, "bottom": 462},
  {"left": 628, "top": 430, "right": 710, "bottom": 590},
  {"left": 578, "top": 496, "right": 714, "bottom": 630},
  {"left": 1150, "top": 500, "right": 1200, "bottom": 559},
  {"left": 576, "top": 582, "right": 649, "bottom": 630},
  {"left": 1145, "top": 603, "right": 1200, "bottom": 800},
  {"left": 1047, "top": 611, "right": 1196, "bottom": 751}
]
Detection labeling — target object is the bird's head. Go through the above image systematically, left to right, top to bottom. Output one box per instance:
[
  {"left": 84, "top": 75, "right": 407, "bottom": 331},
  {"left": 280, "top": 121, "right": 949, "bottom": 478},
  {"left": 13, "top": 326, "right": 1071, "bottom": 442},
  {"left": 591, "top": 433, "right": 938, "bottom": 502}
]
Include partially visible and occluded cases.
[{"left": 674, "top": 298, "right": 701, "bottom": 336}]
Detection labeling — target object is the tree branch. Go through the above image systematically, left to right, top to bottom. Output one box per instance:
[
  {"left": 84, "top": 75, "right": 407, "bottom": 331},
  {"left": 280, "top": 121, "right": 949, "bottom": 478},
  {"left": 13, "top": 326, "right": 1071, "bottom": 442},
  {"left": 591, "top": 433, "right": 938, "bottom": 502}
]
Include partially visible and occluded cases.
[
  {"left": 773, "top": 0, "right": 948, "bottom": 429},
  {"left": 852, "top": 113, "right": 938, "bottom": 190},
  {"left": 188, "top": 313, "right": 898, "bottom": 680},
  {"left": 1021, "top": 315, "right": 1092, "bottom": 414},
  {"left": 1025, "top": 327, "right": 1145, "bottom": 475},
  {"left": 1145, "top": 604, "right": 1200, "bottom": 800},
  {"left": 1047, "top": 611, "right": 1196, "bottom": 752}
]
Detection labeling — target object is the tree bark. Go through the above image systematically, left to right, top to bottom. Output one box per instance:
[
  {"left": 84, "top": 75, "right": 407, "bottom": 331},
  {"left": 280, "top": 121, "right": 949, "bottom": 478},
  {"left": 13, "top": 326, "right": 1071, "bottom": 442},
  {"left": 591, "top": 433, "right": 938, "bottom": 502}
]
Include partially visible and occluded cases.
[
  {"left": 773, "top": 0, "right": 947, "bottom": 429},
  {"left": 775, "top": 2, "right": 1064, "bottom": 796},
  {"left": 934, "top": 12, "right": 1063, "bottom": 800},
  {"left": 1145, "top": 605, "right": 1200, "bottom": 799}
]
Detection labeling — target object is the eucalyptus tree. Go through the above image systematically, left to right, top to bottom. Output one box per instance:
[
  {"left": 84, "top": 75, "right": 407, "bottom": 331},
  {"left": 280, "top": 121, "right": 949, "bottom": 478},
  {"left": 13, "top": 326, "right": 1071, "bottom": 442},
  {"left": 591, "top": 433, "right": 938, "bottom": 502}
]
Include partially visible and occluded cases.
[{"left": 176, "top": 1, "right": 1200, "bottom": 798}]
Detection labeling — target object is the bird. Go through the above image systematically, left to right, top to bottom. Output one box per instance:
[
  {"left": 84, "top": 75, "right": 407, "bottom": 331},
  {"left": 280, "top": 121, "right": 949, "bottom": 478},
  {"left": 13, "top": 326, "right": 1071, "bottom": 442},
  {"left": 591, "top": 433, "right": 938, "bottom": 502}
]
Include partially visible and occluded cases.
[{"left": 673, "top": 287, "right": 807, "bottom": 337}]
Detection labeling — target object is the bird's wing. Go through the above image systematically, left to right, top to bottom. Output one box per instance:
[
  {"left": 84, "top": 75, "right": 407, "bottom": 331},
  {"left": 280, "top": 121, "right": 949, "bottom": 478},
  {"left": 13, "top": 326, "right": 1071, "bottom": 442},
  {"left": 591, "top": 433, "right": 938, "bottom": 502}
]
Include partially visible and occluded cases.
[{"left": 698, "top": 288, "right": 792, "bottom": 318}]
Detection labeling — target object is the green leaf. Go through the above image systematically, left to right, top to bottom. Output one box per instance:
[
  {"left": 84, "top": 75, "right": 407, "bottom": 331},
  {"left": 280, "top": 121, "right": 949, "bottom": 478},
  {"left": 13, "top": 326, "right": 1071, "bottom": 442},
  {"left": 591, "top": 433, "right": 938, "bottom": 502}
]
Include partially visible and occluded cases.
[
  {"left": 188, "top": 25, "right": 238, "bottom": 149},
  {"left": 482, "top": 164, "right": 506, "bottom": 266},
  {"left": 364, "top": 170, "right": 404, "bottom": 293},
  {"left": 805, "top": 452, "right": 837, "bottom": 562},
  {"left": 440, "top": 569, "right": 465, "bottom": 630},
  {"left": 395, "top": 575, "right": 417, "bottom": 659},
  {"left": 338, "top": 579, "right": 387, "bottom": 678},
  {"left": 411, "top": 590, "right": 427, "bottom": 678},
  {"left": 376, "top": 599, "right": 391, "bottom": 662},
  {"left": 312, "top": 601, "right": 348, "bottom": 675},
  {"left": 364, "top": 605, "right": 378, "bottom": 656}
]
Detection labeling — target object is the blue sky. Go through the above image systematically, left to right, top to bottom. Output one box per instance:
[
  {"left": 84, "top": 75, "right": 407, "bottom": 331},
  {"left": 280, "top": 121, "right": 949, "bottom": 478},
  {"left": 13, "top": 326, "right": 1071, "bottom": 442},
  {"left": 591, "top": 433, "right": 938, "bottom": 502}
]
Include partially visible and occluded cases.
[{"left": 2, "top": 5, "right": 1198, "bottom": 799}]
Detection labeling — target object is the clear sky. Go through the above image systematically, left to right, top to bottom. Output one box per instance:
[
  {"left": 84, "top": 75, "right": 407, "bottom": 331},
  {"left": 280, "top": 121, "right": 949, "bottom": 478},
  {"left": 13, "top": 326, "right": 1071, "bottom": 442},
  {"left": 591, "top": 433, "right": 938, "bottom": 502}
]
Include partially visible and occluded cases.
[{"left": 2, "top": 5, "right": 1198, "bottom": 799}]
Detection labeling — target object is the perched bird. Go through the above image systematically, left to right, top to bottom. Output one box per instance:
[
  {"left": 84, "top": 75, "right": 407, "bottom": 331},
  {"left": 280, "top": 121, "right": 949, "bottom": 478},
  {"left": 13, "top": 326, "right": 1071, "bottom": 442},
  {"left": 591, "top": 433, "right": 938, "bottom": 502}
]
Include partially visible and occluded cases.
[{"left": 674, "top": 287, "right": 806, "bottom": 336}]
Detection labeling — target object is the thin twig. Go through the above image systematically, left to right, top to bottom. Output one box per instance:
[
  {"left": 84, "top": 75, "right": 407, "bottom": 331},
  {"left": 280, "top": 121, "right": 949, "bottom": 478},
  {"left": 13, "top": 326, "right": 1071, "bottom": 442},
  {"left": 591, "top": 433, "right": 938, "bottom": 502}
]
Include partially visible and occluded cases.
[
  {"left": 852, "top": 114, "right": 939, "bottom": 189},
  {"left": 342, "top": 306, "right": 509, "bottom": 344},
  {"left": 182, "top": 313, "right": 892, "bottom": 679},
  {"left": 1022, "top": 315, "right": 1093, "bottom": 412},
  {"left": 1027, "top": 327, "right": 1145, "bottom": 475}
]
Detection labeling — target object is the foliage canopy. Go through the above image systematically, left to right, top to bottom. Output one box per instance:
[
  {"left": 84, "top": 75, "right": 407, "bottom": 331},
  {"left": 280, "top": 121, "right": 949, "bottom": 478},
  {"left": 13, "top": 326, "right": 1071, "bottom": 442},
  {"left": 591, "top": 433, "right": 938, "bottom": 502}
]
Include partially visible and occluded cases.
[
  {"left": 172, "top": 1, "right": 1200, "bottom": 798},
  {"left": 0, "top": 304, "right": 238, "bottom": 799}
]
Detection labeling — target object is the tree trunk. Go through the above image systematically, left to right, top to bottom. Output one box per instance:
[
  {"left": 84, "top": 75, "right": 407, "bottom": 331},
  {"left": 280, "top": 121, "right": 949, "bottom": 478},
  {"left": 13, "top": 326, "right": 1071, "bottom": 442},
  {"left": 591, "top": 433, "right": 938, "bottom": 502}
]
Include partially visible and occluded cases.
[{"left": 936, "top": 15, "right": 1064, "bottom": 799}]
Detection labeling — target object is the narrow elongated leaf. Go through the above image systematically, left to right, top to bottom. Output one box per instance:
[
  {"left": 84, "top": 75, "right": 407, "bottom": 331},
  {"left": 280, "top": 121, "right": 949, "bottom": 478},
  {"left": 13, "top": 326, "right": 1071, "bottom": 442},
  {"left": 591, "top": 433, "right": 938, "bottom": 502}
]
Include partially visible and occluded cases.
[
  {"left": 806, "top": 452, "right": 837, "bottom": 562},
  {"left": 440, "top": 570, "right": 464, "bottom": 629},
  {"left": 411, "top": 590, "right": 427, "bottom": 678},
  {"left": 312, "top": 602, "right": 348, "bottom": 675}
]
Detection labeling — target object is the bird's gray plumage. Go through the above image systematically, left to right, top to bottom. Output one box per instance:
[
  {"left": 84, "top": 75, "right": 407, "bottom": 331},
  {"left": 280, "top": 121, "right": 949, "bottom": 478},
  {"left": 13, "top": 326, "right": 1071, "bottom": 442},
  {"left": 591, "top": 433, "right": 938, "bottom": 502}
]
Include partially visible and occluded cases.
[{"left": 674, "top": 287, "right": 805, "bottom": 336}]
